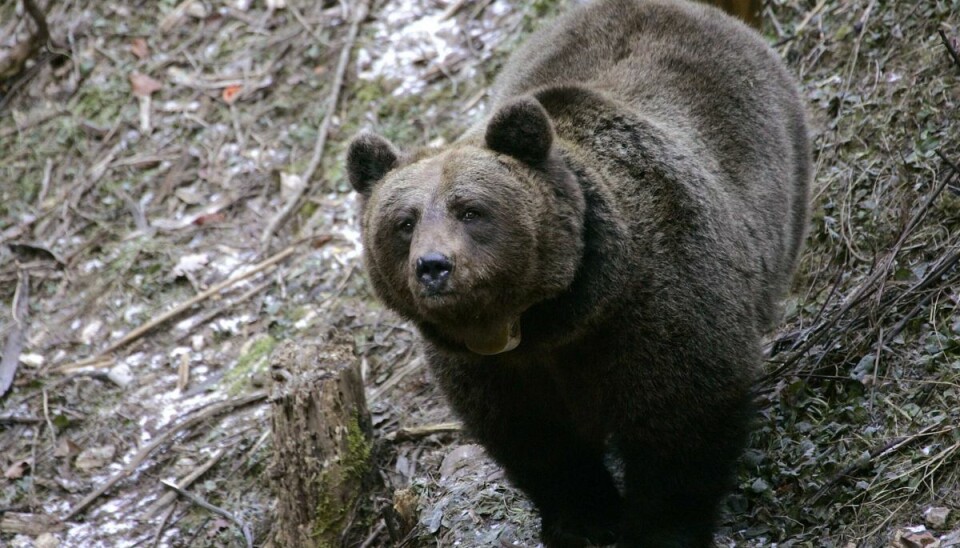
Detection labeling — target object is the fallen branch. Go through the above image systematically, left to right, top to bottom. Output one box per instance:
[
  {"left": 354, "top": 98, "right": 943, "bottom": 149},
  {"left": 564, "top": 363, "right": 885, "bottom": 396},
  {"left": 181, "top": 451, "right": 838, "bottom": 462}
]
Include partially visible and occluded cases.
[
  {"left": 259, "top": 0, "right": 372, "bottom": 248},
  {"left": 55, "top": 245, "right": 297, "bottom": 373},
  {"left": 62, "top": 391, "right": 267, "bottom": 520},
  {"left": 387, "top": 422, "right": 463, "bottom": 442},
  {"left": 160, "top": 479, "right": 253, "bottom": 548}
]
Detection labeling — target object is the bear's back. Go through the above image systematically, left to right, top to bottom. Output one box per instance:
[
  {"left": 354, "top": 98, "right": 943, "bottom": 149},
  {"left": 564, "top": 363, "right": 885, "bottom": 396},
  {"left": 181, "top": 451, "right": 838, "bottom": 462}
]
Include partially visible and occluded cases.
[{"left": 492, "top": 0, "right": 810, "bottom": 331}]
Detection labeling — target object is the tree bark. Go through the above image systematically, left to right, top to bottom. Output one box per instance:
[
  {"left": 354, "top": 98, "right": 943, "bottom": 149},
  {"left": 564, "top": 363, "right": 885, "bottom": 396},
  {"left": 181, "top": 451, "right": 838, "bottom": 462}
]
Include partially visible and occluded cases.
[{"left": 269, "top": 340, "right": 374, "bottom": 548}]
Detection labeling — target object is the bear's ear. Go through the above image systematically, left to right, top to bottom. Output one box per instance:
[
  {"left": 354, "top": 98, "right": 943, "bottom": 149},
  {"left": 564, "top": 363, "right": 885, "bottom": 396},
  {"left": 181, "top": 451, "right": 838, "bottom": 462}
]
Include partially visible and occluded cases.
[
  {"left": 485, "top": 96, "right": 553, "bottom": 164},
  {"left": 347, "top": 132, "right": 400, "bottom": 196}
]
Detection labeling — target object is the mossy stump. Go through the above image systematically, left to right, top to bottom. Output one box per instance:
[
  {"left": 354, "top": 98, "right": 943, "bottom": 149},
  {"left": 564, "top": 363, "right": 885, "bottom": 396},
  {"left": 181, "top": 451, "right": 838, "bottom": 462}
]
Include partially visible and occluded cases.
[{"left": 269, "top": 340, "right": 374, "bottom": 548}]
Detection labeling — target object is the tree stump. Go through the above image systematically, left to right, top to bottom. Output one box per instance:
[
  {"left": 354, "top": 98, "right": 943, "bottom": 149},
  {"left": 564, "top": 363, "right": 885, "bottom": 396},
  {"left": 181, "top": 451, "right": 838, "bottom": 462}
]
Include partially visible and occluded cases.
[{"left": 269, "top": 340, "right": 374, "bottom": 547}]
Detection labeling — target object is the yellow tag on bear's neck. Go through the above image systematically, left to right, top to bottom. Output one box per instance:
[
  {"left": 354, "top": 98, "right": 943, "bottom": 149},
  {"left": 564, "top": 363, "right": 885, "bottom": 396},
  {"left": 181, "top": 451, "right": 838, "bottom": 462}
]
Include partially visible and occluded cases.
[{"left": 465, "top": 318, "right": 522, "bottom": 355}]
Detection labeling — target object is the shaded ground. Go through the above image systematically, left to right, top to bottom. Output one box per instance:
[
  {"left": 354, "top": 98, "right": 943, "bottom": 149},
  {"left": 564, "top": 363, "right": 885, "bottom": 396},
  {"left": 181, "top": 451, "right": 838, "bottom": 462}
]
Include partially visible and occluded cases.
[{"left": 0, "top": 0, "right": 958, "bottom": 547}]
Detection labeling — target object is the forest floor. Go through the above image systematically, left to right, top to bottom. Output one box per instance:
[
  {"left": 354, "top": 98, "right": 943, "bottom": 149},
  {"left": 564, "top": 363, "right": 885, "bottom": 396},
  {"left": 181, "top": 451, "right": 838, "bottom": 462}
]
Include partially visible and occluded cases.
[{"left": 1, "top": 0, "right": 959, "bottom": 547}]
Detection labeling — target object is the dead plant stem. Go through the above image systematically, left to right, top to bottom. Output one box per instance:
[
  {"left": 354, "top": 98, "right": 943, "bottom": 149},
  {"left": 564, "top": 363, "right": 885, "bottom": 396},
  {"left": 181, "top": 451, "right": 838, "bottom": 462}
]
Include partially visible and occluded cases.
[
  {"left": 259, "top": 0, "right": 372, "bottom": 248},
  {"left": 160, "top": 479, "right": 253, "bottom": 548}
]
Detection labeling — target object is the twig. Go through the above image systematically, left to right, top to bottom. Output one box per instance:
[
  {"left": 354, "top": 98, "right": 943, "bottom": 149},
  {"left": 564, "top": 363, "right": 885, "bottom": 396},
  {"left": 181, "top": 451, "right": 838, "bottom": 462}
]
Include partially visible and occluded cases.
[
  {"left": 21, "top": 0, "right": 50, "bottom": 45},
  {"left": 259, "top": 0, "right": 372, "bottom": 248},
  {"left": 440, "top": 0, "right": 468, "bottom": 20},
  {"left": 780, "top": 0, "right": 828, "bottom": 56},
  {"left": 832, "top": 0, "right": 877, "bottom": 128},
  {"left": 287, "top": 2, "right": 329, "bottom": 46},
  {"left": 938, "top": 30, "right": 960, "bottom": 73},
  {"left": 55, "top": 246, "right": 298, "bottom": 373},
  {"left": 0, "top": 271, "right": 30, "bottom": 398},
  {"left": 177, "top": 352, "right": 190, "bottom": 392},
  {"left": 368, "top": 355, "right": 423, "bottom": 402},
  {"left": 42, "top": 388, "right": 56, "bottom": 448},
  {"left": 62, "top": 392, "right": 267, "bottom": 520},
  {"left": 0, "top": 415, "right": 41, "bottom": 425},
  {"left": 387, "top": 422, "right": 463, "bottom": 442},
  {"left": 145, "top": 448, "right": 227, "bottom": 518},
  {"left": 160, "top": 479, "right": 253, "bottom": 548},
  {"left": 149, "top": 504, "right": 177, "bottom": 548},
  {"left": 359, "top": 520, "right": 387, "bottom": 548}
]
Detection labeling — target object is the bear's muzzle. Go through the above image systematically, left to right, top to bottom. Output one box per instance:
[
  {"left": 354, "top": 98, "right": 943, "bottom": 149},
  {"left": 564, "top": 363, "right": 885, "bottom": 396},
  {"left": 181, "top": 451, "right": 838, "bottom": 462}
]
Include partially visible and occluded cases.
[{"left": 415, "top": 252, "right": 453, "bottom": 295}]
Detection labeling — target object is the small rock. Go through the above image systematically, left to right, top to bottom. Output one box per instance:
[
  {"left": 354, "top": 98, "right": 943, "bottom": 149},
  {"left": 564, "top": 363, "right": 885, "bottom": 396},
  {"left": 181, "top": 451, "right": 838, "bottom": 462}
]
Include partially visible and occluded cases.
[
  {"left": 439, "top": 444, "right": 484, "bottom": 480},
  {"left": 925, "top": 507, "right": 951, "bottom": 529},
  {"left": 892, "top": 526, "right": 941, "bottom": 548},
  {"left": 34, "top": 533, "right": 60, "bottom": 548}
]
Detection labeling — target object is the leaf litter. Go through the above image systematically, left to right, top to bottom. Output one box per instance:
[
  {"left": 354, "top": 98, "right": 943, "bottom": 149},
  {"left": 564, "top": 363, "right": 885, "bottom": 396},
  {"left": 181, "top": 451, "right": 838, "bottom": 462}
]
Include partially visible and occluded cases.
[{"left": 0, "top": 0, "right": 958, "bottom": 547}]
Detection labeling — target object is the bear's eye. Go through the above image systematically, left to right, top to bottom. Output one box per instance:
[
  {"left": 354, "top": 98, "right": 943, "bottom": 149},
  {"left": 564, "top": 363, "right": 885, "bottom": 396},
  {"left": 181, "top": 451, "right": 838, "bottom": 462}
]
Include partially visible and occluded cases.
[
  {"left": 460, "top": 209, "right": 482, "bottom": 222},
  {"left": 397, "top": 218, "right": 416, "bottom": 234}
]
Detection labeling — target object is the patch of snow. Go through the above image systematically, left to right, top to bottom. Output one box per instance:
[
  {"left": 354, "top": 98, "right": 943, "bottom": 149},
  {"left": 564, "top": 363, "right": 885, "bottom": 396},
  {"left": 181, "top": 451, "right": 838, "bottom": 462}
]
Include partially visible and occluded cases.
[
  {"left": 357, "top": 0, "right": 522, "bottom": 96},
  {"left": 172, "top": 252, "right": 209, "bottom": 277},
  {"left": 81, "top": 258, "right": 104, "bottom": 273},
  {"left": 212, "top": 314, "right": 252, "bottom": 334}
]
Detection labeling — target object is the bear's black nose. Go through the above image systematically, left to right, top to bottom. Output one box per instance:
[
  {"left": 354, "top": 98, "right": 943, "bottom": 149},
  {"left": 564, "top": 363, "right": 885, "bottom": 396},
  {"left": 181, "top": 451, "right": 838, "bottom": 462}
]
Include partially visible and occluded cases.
[{"left": 416, "top": 252, "right": 452, "bottom": 291}]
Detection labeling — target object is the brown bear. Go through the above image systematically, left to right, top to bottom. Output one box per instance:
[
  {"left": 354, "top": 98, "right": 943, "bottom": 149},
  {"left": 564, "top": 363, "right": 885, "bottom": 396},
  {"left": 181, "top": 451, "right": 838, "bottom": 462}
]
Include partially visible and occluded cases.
[{"left": 347, "top": 0, "right": 810, "bottom": 546}]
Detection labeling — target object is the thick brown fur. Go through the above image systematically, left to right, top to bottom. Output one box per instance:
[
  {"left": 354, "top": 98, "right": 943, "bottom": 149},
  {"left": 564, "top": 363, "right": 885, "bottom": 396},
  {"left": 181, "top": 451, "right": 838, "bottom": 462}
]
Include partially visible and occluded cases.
[{"left": 347, "top": 1, "right": 810, "bottom": 546}]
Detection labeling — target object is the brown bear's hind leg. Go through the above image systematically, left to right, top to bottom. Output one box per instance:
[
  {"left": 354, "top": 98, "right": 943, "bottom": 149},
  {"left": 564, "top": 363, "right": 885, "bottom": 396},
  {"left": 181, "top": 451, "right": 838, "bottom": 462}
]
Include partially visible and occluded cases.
[{"left": 615, "top": 411, "right": 751, "bottom": 548}]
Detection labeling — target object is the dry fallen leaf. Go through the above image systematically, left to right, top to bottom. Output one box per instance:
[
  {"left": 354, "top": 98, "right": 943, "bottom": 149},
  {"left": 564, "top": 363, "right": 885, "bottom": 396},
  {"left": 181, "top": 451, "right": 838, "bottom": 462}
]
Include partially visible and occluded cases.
[
  {"left": 130, "top": 38, "right": 149, "bottom": 60},
  {"left": 130, "top": 72, "right": 162, "bottom": 97},
  {"left": 222, "top": 84, "right": 242, "bottom": 104},
  {"left": 193, "top": 212, "right": 226, "bottom": 226},
  {"left": 54, "top": 438, "right": 81, "bottom": 459},
  {"left": 75, "top": 445, "right": 117, "bottom": 471},
  {"left": 4, "top": 459, "right": 30, "bottom": 480}
]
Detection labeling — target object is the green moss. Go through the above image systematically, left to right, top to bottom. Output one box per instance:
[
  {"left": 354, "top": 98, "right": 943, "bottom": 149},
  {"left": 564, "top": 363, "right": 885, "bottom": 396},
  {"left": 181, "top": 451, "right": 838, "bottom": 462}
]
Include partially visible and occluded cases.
[
  {"left": 223, "top": 335, "right": 276, "bottom": 395},
  {"left": 309, "top": 415, "right": 372, "bottom": 545},
  {"left": 344, "top": 416, "right": 372, "bottom": 480},
  {"left": 311, "top": 476, "right": 339, "bottom": 548}
]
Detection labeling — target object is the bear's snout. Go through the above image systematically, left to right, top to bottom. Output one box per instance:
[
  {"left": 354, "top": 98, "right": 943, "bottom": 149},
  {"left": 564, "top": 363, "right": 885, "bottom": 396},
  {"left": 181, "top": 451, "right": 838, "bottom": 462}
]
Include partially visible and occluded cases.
[{"left": 415, "top": 252, "right": 453, "bottom": 294}]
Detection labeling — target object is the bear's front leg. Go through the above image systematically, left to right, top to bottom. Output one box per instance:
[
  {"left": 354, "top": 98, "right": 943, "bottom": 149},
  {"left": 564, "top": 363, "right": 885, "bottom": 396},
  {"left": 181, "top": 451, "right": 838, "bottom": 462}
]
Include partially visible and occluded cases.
[{"left": 431, "top": 356, "right": 622, "bottom": 547}]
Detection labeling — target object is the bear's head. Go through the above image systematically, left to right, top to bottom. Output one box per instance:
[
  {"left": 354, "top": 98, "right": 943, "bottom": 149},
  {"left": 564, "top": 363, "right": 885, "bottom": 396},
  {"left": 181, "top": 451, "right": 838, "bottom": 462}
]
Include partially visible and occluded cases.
[{"left": 347, "top": 96, "right": 586, "bottom": 355}]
